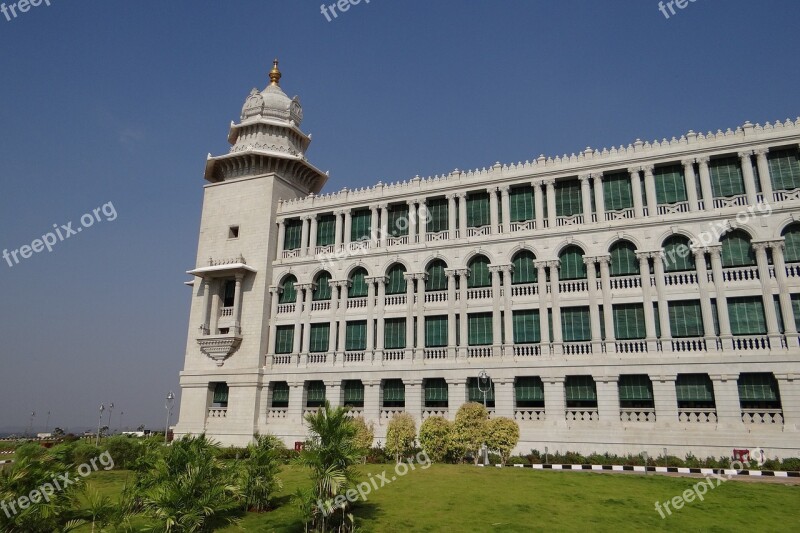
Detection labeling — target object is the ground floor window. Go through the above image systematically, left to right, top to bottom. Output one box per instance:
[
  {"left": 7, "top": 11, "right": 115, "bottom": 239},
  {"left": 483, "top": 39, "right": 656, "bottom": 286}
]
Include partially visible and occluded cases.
[
  {"left": 738, "top": 373, "right": 782, "bottom": 410},
  {"left": 675, "top": 374, "right": 715, "bottom": 409},
  {"left": 618, "top": 375, "right": 654, "bottom": 409},
  {"left": 515, "top": 376, "right": 544, "bottom": 408},
  {"left": 564, "top": 376, "right": 597, "bottom": 409},
  {"left": 467, "top": 377, "right": 495, "bottom": 408},
  {"left": 424, "top": 378, "right": 448, "bottom": 408},
  {"left": 382, "top": 379, "right": 405, "bottom": 408},
  {"left": 343, "top": 380, "right": 364, "bottom": 408},
  {"left": 306, "top": 381, "right": 326, "bottom": 408},
  {"left": 211, "top": 382, "right": 229, "bottom": 408},
  {"left": 271, "top": 382, "right": 289, "bottom": 409}
]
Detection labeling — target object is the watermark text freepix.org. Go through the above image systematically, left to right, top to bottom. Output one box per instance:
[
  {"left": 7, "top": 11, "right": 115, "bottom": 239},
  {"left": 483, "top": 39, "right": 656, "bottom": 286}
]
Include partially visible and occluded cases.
[
  {"left": 1, "top": 0, "right": 52, "bottom": 23},
  {"left": 320, "top": 0, "right": 371, "bottom": 22},
  {"left": 658, "top": 0, "right": 699, "bottom": 20},
  {"left": 3, "top": 201, "right": 118, "bottom": 268},
  {"left": 0, "top": 451, "right": 114, "bottom": 518},
  {"left": 654, "top": 460, "right": 744, "bottom": 519}
]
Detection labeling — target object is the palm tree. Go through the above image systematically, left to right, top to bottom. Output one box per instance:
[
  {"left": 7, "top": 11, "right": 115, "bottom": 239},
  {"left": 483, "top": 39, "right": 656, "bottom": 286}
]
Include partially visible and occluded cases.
[{"left": 237, "top": 434, "right": 283, "bottom": 512}]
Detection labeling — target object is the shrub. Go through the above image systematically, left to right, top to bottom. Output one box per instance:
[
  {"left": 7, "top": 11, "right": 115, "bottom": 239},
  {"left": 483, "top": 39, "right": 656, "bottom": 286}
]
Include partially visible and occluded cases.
[
  {"left": 452, "top": 403, "right": 490, "bottom": 464},
  {"left": 385, "top": 413, "right": 417, "bottom": 463},
  {"left": 351, "top": 416, "right": 375, "bottom": 458},
  {"left": 418, "top": 416, "right": 452, "bottom": 463},
  {"left": 485, "top": 417, "right": 520, "bottom": 466},
  {"left": 239, "top": 434, "right": 283, "bottom": 512},
  {"left": 103, "top": 435, "right": 147, "bottom": 469},
  {"left": 217, "top": 446, "right": 249, "bottom": 460},
  {"left": 366, "top": 446, "right": 391, "bottom": 464},
  {"left": 527, "top": 449, "right": 543, "bottom": 464},
  {"left": 487, "top": 452, "right": 502, "bottom": 465},
  {"left": 508, "top": 456, "right": 529, "bottom": 465},
  {"left": 780, "top": 458, "right": 800, "bottom": 472}
]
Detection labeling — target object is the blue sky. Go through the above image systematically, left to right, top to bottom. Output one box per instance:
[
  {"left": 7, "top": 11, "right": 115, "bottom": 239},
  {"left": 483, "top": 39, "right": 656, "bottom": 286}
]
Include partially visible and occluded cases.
[{"left": 0, "top": 0, "right": 797, "bottom": 432}]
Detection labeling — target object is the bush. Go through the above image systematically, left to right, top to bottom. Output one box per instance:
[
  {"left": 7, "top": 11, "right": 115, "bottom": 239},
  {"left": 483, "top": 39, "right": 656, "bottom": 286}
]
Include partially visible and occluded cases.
[
  {"left": 452, "top": 403, "right": 490, "bottom": 464},
  {"left": 385, "top": 413, "right": 417, "bottom": 463},
  {"left": 351, "top": 416, "right": 375, "bottom": 458},
  {"left": 418, "top": 416, "right": 453, "bottom": 463},
  {"left": 485, "top": 418, "right": 520, "bottom": 466},
  {"left": 103, "top": 435, "right": 148, "bottom": 469},
  {"left": 56, "top": 440, "right": 102, "bottom": 466},
  {"left": 218, "top": 446, "right": 249, "bottom": 460},
  {"left": 366, "top": 446, "right": 391, "bottom": 464},
  {"left": 527, "top": 449, "right": 543, "bottom": 464},
  {"left": 487, "top": 452, "right": 502, "bottom": 465},
  {"left": 508, "top": 456, "right": 529, "bottom": 465},
  {"left": 780, "top": 458, "right": 800, "bottom": 472}
]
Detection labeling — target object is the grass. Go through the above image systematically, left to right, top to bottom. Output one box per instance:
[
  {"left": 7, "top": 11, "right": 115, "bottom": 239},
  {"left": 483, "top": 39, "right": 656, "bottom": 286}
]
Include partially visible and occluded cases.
[{"left": 81, "top": 464, "right": 798, "bottom": 532}]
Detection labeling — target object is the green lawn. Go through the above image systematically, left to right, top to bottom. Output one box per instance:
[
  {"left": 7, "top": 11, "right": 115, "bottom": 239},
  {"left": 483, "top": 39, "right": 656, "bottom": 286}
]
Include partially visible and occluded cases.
[{"left": 83, "top": 465, "right": 798, "bottom": 532}]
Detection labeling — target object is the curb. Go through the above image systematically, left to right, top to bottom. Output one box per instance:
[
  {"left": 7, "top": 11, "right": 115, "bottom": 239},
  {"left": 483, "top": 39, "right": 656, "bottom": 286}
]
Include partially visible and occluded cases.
[{"left": 477, "top": 463, "right": 800, "bottom": 478}]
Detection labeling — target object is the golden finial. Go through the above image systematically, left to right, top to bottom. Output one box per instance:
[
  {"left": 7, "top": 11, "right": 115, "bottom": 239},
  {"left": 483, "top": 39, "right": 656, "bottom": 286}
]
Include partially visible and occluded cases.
[{"left": 269, "top": 59, "right": 282, "bottom": 86}]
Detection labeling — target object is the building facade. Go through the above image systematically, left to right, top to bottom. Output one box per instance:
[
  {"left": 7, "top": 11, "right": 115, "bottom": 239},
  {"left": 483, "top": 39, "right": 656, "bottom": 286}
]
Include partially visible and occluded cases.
[{"left": 175, "top": 63, "right": 800, "bottom": 459}]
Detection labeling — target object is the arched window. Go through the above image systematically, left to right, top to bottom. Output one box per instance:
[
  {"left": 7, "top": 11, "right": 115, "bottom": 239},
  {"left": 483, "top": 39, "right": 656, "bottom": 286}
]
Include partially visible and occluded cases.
[
  {"left": 782, "top": 224, "right": 800, "bottom": 263},
  {"left": 720, "top": 230, "right": 755, "bottom": 267},
  {"left": 662, "top": 236, "right": 696, "bottom": 272},
  {"left": 609, "top": 241, "right": 639, "bottom": 277},
  {"left": 559, "top": 246, "right": 586, "bottom": 280},
  {"left": 512, "top": 250, "right": 537, "bottom": 284},
  {"left": 467, "top": 255, "right": 491, "bottom": 288},
  {"left": 426, "top": 260, "right": 448, "bottom": 292},
  {"left": 386, "top": 264, "right": 407, "bottom": 295},
  {"left": 349, "top": 268, "right": 369, "bottom": 298},
  {"left": 312, "top": 271, "right": 332, "bottom": 301},
  {"left": 279, "top": 275, "right": 297, "bottom": 304}
]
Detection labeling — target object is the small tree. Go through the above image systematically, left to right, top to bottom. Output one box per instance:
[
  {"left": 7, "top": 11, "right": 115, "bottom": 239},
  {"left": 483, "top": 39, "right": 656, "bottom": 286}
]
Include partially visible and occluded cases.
[
  {"left": 452, "top": 402, "right": 489, "bottom": 464},
  {"left": 385, "top": 413, "right": 416, "bottom": 463},
  {"left": 418, "top": 416, "right": 452, "bottom": 463},
  {"left": 351, "top": 417, "right": 375, "bottom": 461},
  {"left": 486, "top": 417, "right": 520, "bottom": 466},
  {"left": 239, "top": 434, "right": 284, "bottom": 512}
]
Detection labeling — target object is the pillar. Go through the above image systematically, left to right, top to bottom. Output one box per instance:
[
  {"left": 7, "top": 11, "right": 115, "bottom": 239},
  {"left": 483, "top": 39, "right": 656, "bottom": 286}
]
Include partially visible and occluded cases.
[
  {"left": 755, "top": 148, "right": 773, "bottom": 204},
  {"left": 740, "top": 151, "right": 759, "bottom": 205},
  {"left": 697, "top": 157, "right": 714, "bottom": 211},
  {"left": 682, "top": 159, "right": 700, "bottom": 212},
  {"left": 643, "top": 165, "right": 658, "bottom": 217},
  {"left": 629, "top": 167, "right": 644, "bottom": 218},
  {"left": 592, "top": 173, "right": 605, "bottom": 222},
  {"left": 579, "top": 174, "right": 592, "bottom": 222},
  {"left": 545, "top": 179, "right": 556, "bottom": 228},
  {"left": 533, "top": 181, "right": 544, "bottom": 229},
  {"left": 500, "top": 186, "right": 511, "bottom": 233},
  {"left": 488, "top": 187, "right": 499, "bottom": 233},
  {"left": 457, "top": 192, "right": 468, "bottom": 238},
  {"left": 447, "top": 194, "right": 457, "bottom": 238},
  {"left": 418, "top": 199, "right": 428, "bottom": 241},
  {"left": 407, "top": 200, "right": 417, "bottom": 243},
  {"left": 379, "top": 204, "right": 389, "bottom": 247},
  {"left": 370, "top": 206, "right": 380, "bottom": 247},
  {"left": 343, "top": 209, "right": 353, "bottom": 245},
  {"left": 334, "top": 211, "right": 343, "bottom": 249},
  {"left": 308, "top": 214, "right": 319, "bottom": 255},
  {"left": 300, "top": 216, "right": 310, "bottom": 257},
  {"left": 276, "top": 219, "right": 286, "bottom": 256},
  {"left": 771, "top": 241, "right": 798, "bottom": 347},
  {"left": 753, "top": 242, "right": 783, "bottom": 347},
  {"left": 708, "top": 245, "right": 732, "bottom": 341},
  {"left": 694, "top": 248, "right": 719, "bottom": 350},
  {"left": 652, "top": 252, "right": 672, "bottom": 351},
  {"left": 637, "top": 253, "right": 657, "bottom": 351},
  {"left": 598, "top": 256, "right": 615, "bottom": 352},
  {"left": 584, "top": 257, "right": 602, "bottom": 354},
  {"left": 536, "top": 261, "right": 550, "bottom": 355},
  {"left": 549, "top": 261, "right": 562, "bottom": 353},
  {"left": 502, "top": 265, "right": 514, "bottom": 356},
  {"left": 459, "top": 269, "right": 469, "bottom": 358},
  {"left": 445, "top": 270, "right": 458, "bottom": 358},
  {"left": 232, "top": 273, "right": 244, "bottom": 335},
  {"left": 404, "top": 273, "right": 415, "bottom": 359},
  {"left": 416, "top": 273, "right": 427, "bottom": 359},
  {"left": 201, "top": 277, "right": 212, "bottom": 335},
  {"left": 375, "top": 277, "right": 387, "bottom": 359},
  {"left": 366, "top": 279, "right": 376, "bottom": 355},
  {"left": 328, "top": 281, "right": 340, "bottom": 354},
  {"left": 337, "top": 281, "right": 350, "bottom": 353},
  {"left": 268, "top": 286, "right": 281, "bottom": 354},
  {"left": 291, "top": 286, "right": 304, "bottom": 354},
  {"left": 710, "top": 374, "right": 743, "bottom": 428},
  {"left": 651, "top": 375, "right": 679, "bottom": 425},
  {"left": 775, "top": 375, "right": 799, "bottom": 429},
  {"left": 543, "top": 377, "right": 566, "bottom": 425},
  {"left": 596, "top": 377, "right": 620, "bottom": 424},
  {"left": 448, "top": 378, "right": 468, "bottom": 421},
  {"left": 405, "top": 379, "right": 423, "bottom": 422},
  {"left": 494, "top": 379, "right": 514, "bottom": 419},
  {"left": 364, "top": 380, "right": 381, "bottom": 422},
  {"left": 326, "top": 381, "right": 342, "bottom": 409},
  {"left": 288, "top": 382, "right": 304, "bottom": 423}
]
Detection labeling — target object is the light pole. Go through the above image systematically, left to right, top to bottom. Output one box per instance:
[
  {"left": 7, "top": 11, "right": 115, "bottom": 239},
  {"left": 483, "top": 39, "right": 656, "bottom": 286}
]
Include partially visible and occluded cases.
[
  {"left": 477, "top": 370, "right": 492, "bottom": 466},
  {"left": 165, "top": 391, "right": 175, "bottom": 444},
  {"left": 107, "top": 403, "right": 114, "bottom": 436},
  {"left": 96, "top": 404, "right": 105, "bottom": 446},
  {"left": 28, "top": 411, "right": 36, "bottom": 438}
]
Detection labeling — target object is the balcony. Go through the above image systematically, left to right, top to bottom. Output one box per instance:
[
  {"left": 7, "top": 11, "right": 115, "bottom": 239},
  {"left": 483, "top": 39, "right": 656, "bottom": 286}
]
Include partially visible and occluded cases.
[
  {"left": 773, "top": 188, "right": 800, "bottom": 202},
  {"left": 713, "top": 195, "right": 747, "bottom": 209},
  {"left": 657, "top": 202, "right": 690, "bottom": 215},
  {"left": 605, "top": 208, "right": 635, "bottom": 221},
  {"left": 557, "top": 214, "right": 584, "bottom": 227},
  {"left": 510, "top": 220, "right": 536, "bottom": 232},
  {"left": 467, "top": 225, "right": 491, "bottom": 238},
  {"left": 426, "top": 230, "right": 449, "bottom": 242},
  {"left": 387, "top": 235, "right": 409, "bottom": 247},
  {"left": 315, "top": 245, "right": 334, "bottom": 255},
  {"left": 282, "top": 249, "right": 301, "bottom": 259},
  {"left": 787, "top": 263, "right": 800, "bottom": 278},
  {"left": 721, "top": 265, "right": 759, "bottom": 282},
  {"left": 664, "top": 271, "right": 698, "bottom": 286},
  {"left": 609, "top": 275, "right": 641, "bottom": 290},
  {"left": 558, "top": 279, "right": 587, "bottom": 293},
  {"left": 511, "top": 283, "right": 538, "bottom": 297},
  {"left": 467, "top": 287, "right": 492, "bottom": 300},
  {"left": 425, "top": 291, "right": 448, "bottom": 303},
  {"left": 385, "top": 295, "right": 406, "bottom": 306},
  {"left": 347, "top": 297, "right": 368, "bottom": 310},
  {"left": 311, "top": 301, "right": 330, "bottom": 312},
  {"left": 277, "top": 303, "right": 295, "bottom": 314},
  {"left": 197, "top": 334, "right": 242, "bottom": 367},
  {"left": 730, "top": 335, "right": 771, "bottom": 351},
  {"left": 671, "top": 337, "right": 707, "bottom": 353},
  {"left": 615, "top": 340, "right": 647, "bottom": 354},
  {"left": 562, "top": 342, "right": 592, "bottom": 355},
  {"left": 513, "top": 344, "right": 541, "bottom": 357},
  {"left": 467, "top": 346, "right": 493, "bottom": 358},
  {"left": 423, "top": 348, "right": 447, "bottom": 360},
  {"left": 382, "top": 350, "right": 405, "bottom": 362},
  {"left": 344, "top": 351, "right": 366, "bottom": 363},
  {"left": 307, "top": 353, "right": 328, "bottom": 365},
  {"left": 272, "top": 354, "right": 292, "bottom": 366},
  {"left": 208, "top": 408, "right": 227, "bottom": 419},
  {"left": 344, "top": 408, "right": 364, "bottom": 418},
  {"left": 380, "top": 408, "right": 405, "bottom": 421},
  {"left": 620, "top": 408, "right": 656, "bottom": 423},
  {"left": 678, "top": 408, "right": 717, "bottom": 423},
  {"left": 741, "top": 408, "right": 784, "bottom": 425},
  {"left": 267, "top": 409, "right": 287, "bottom": 420},
  {"left": 514, "top": 409, "right": 545, "bottom": 422},
  {"left": 566, "top": 409, "right": 598, "bottom": 422}
]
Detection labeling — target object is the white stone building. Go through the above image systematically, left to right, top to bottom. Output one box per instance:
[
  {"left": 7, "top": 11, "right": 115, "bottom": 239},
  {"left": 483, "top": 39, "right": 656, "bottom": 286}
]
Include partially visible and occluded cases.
[{"left": 174, "top": 62, "right": 800, "bottom": 459}]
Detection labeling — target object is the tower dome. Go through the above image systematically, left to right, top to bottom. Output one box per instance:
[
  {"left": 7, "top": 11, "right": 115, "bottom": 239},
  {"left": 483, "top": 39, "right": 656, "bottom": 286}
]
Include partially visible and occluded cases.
[{"left": 240, "top": 59, "right": 303, "bottom": 125}]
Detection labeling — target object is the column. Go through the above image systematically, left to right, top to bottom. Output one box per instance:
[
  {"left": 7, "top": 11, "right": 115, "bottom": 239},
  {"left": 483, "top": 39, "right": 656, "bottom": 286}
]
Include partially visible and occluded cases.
[
  {"left": 754, "top": 148, "right": 773, "bottom": 204},
  {"left": 740, "top": 151, "right": 759, "bottom": 205},
  {"left": 697, "top": 157, "right": 715, "bottom": 211},
  {"left": 682, "top": 159, "right": 700, "bottom": 211},
  {"left": 643, "top": 165, "right": 658, "bottom": 217},
  {"left": 628, "top": 167, "right": 644, "bottom": 218},
  {"left": 592, "top": 173, "right": 605, "bottom": 222},
  {"left": 579, "top": 174, "right": 593, "bottom": 222},
  {"left": 545, "top": 179, "right": 557, "bottom": 228},
  {"left": 533, "top": 181, "right": 544, "bottom": 229},
  {"left": 499, "top": 186, "right": 511, "bottom": 233},
  {"left": 488, "top": 187, "right": 499, "bottom": 233},
  {"left": 457, "top": 192, "right": 468, "bottom": 238},
  {"left": 447, "top": 194, "right": 457, "bottom": 238},
  {"left": 418, "top": 199, "right": 428, "bottom": 240},
  {"left": 407, "top": 200, "right": 417, "bottom": 243},
  {"left": 379, "top": 204, "right": 389, "bottom": 248},
  {"left": 370, "top": 206, "right": 380, "bottom": 248},
  {"left": 343, "top": 209, "right": 353, "bottom": 245},
  {"left": 334, "top": 211, "right": 343, "bottom": 249},
  {"left": 308, "top": 214, "right": 318, "bottom": 255},
  {"left": 300, "top": 216, "right": 310, "bottom": 257},
  {"left": 276, "top": 219, "right": 286, "bottom": 256},
  {"left": 771, "top": 241, "right": 798, "bottom": 346},
  {"left": 753, "top": 242, "right": 783, "bottom": 346},
  {"left": 708, "top": 246, "right": 731, "bottom": 342},
  {"left": 694, "top": 248, "right": 719, "bottom": 350},
  {"left": 651, "top": 252, "right": 672, "bottom": 351},
  {"left": 637, "top": 253, "right": 658, "bottom": 351},
  {"left": 598, "top": 256, "right": 615, "bottom": 352},
  {"left": 583, "top": 257, "right": 602, "bottom": 354},
  {"left": 536, "top": 261, "right": 550, "bottom": 355},
  {"left": 549, "top": 261, "right": 562, "bottom": 353},
  {"left": 489, "top": 265, "right": 503, "bottom": 357},
  {"left": 501, "top": 265, "right": 514, "bottom": 356},
  {"left": 459, "top": 269, "right": 469, "bottom": 358},
  {"left": 446, "top": 270, "right": 458, "bottom": 358},
  {"left": 232, "top": 273, "right": 244, "bottom": 335},
  {"left": 404, "top": 273, "right": 416, "bottom": 359},
  {"left": 415, "top": 273, "right": 427, "bottom": 360},
  {"left": 201, "top": 277, "right": 212, "bottom": 335},
  {"left": 375, "top": 277, "right": 387, "bottom": 359},
  {"left": 366, "top": 279, "right": 376, "bottom": 356},
  {"left": 209, "top": 281, "right": 221, "bottom": 333},
  {"left": 328, "top": 281, "right": 340, "bottom": 354},
  {"left": 337, "top": 281, "right": 350, "bottom": 353},
  {"left": 298, "top": 284, "right": 314, "bottom": 362},
  {"left": 268, "top": 286, "right": 281, "bottom": 354},
  {"left": 710, "top": 374, "right": 743, "bottom": 428},
  {"left": 651, "top": 375, "right": 679, "bottom": 426},
  {"left": 775, "top": 375, "right": 799, "bottom": 430},
  {"left": 543, "top": 377, "right": 566, "bottom": 425},
  {"left": 595, "top": 377, "right": 620, "bottom": 424},
  {"left": 448, "top": 378, "right": 468, "bottom": 421},
  {"left": 405, "top": 379, "right": 423, "bottom": 422},
  {"left": 494, "top": 379, "right": 514, "bottom": 419},
  {"left": 363, "top": 380, "right": 381, "bottom": 423},
  {"left": 323, "top": 381, "right": 342, "bottom": 409},
  {"left": 287, "top": 382, "right": 305, "bottom": 423}
]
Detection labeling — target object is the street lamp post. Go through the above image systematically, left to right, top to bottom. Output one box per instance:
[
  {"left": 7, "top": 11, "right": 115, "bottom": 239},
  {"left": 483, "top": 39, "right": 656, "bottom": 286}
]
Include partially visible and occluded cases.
[
  {"left": 477, "top": 370, "right": 492, "bottom": 466},
  {"left": 164, "top": 391, "right": 175, "bottom": 444},
  {"left": 107, "top": 403, "right": 114, "bottom": 436},
  {"left": 96, "top": 404, "right": 105, "bottom": 447},
  {"left": 28, "top": 411, "right": 36, "bottom": 438}
]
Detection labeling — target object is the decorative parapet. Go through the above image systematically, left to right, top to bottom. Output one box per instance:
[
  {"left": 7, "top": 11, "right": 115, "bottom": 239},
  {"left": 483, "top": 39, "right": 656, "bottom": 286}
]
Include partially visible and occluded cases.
[
  {"left": 277, "top": 118, "right": 800, "bottom": 215},
  {"left": 197, "top": 335, "right": 243, "bottom": 367}
]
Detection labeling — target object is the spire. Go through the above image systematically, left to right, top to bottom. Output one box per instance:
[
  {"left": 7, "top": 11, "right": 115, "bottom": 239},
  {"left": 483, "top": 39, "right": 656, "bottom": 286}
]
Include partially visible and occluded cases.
[{"left": 269, "top": 59, "right": 282, "bottom": 86}]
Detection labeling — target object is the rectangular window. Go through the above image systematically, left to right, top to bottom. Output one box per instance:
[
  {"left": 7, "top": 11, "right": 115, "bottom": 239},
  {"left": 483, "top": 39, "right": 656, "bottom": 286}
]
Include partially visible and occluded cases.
[
  {"left": 768, "top": 149, "right": 800, "bottom": 191},
  {"left": 710, "top": 157, "right": 745, "bottom": 198},
  {"left": 654, "top": 165, "right": 688, "bottom": 205},
  {"left": 603, "top": 172, "right": 633, "bottom": 211},
  {"left": 555, "top": 179, "right": 582, "bottom": 217},
  {"left": 509, "top": 186, "right": 535, "bottom": 222},
  {"left": 466, "top": 192, "right": 490, "bottom": 227},
  {"left": 426, "top": 198, "right": 448, "bottom": 233},
  {"left": 388, "top": 204, "right": 409, "bottom": 237},
  {"left": 350, "top": 209, "right": 372, "bottom": 242},
  {"left": 316, "top": 214, "right": 336, "bottom": 246},
  {"left": 284, "top": 219, "right": 303, "bottom": 250},
  {"left": 223, "top": 280, "right": 236, "bottom": 308},
  {"left": 728, "top": 297, "right": 767, "bottom": 335},
  {"left": 669, "top": 300, "right": 704, "bottom": 338},
  {"left": 613, "top": 304, "right": 647, "bottom": 340},
  {"left": 562, "top": 307, "right": 591, "bottom": 342},
  {"left": 513, "top": 310, "right": 541, "bottom": 344},
  {"left": 468, "top": 312, "right": 493, "bottom": 346},
  {"left": 425, "top": 316, "right": 448, "bottom": 348},
  {"left": 384, "top": 318, "right": 406, "bottom": 350},
  {"left": 345, "top": 320, "right": 367, "bottom": 351},
  {"left": 309, "top": 323, "right": 329, "bottom": 353},
  {"left": 275, "top": 325, "right": 294, "bottom": 355},
  {"left": 738, "top": 373, "right": 780, "bottom": 405},
  {"left": 675, "top": 374, "right": 715, "bottom": 403},
  {"left": 564, "top": 376, "right": 597, "bottom": 406},
  {"left": 467, "top": 377, "right": 495, "bottom": 406},
  {"left": 515, "top": 377, "right": 544, "bottom": 407},
  {"left": 424, "top": 378, "right": 449, "bottom": 406},
  {"left": 383, "top": 379, "right": 405, "bottom": 407},
  {"left": 306, "top": 381, "right": 326, "bottom": 408},
  {"left": 343, "top": 381, "right": 364, "bottom": 407},
  {"left": 271, "top": 382, "right": 289, "bottom": 408},
  {"left": 212, "top": 383, "right": 229, "bottom": 408}
]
